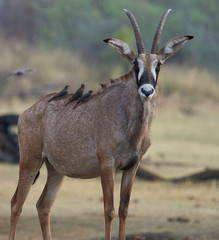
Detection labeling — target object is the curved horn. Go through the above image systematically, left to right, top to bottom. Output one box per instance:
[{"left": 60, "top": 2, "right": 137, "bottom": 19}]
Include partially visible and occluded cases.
[
  {"left": 124, "top": 9, "right": 145, "bottom": 54},
  {"left": 151, "top": 9, "right": 172, "bottom": 54}
]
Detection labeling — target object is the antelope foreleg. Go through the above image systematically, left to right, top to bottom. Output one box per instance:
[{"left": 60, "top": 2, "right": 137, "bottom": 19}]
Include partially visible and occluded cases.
[
  {"left": 100, "top": 165, "right": 115, "bottom": 240},
  {"left": 118, "top": 165, "right": 139, "bottom": 240}
]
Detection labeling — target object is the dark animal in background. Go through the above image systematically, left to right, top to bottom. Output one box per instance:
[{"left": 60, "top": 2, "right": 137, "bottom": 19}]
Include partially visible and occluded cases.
[
  {"left": 2, "top": 68, "right": 36, "bottom": 79},
  {"left": 65, "top": 84, "right": 85, "bottom": 106},
  {"left": 48, "top": 85, "right": 71, "bottom": 102},
  {"left": 72, "top": 90, "right": 93, "bottom": 109},
  {"left": 0, "top": 114, "right": 19, "bottom": 164}
]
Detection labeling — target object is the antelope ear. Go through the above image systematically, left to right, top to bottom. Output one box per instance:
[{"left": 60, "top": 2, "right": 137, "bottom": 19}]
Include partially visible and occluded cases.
[
  {"left": 158, "top": 35, "right": 193, "bottom": 63},
  {"left": 104, "top": 38, "right": 137, "bottom": 63}
]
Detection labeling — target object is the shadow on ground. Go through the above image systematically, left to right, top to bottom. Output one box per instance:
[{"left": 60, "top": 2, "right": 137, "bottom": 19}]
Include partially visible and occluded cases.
[{"left": 97, "top": 232, "right": 204, "bottom": 240}]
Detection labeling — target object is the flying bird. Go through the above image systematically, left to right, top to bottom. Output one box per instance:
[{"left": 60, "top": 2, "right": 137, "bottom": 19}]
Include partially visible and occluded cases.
[
  {"left": 2, "top": 68, "right": 36, "bottom": 79},
  {"left": 65, "top": 84, "right": 85, "bottom": 106},
  {"left": 48, "top": 85, "right": 71, "bottom": 102},
  {"left": 72, "top": 90, "right": 93, "bottom": 109}
]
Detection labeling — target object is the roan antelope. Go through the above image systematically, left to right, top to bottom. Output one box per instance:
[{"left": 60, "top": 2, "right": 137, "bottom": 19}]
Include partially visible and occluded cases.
[{"left": 9, "top": 9, "right": 193, "bottom": 240}]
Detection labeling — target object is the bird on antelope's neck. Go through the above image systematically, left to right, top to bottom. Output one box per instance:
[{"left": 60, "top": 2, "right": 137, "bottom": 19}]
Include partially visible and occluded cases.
[
  {"left": 2, "top": 68, "right": 36, "bottom": 79},
  {"left": 99, "top": 83, "right": 107, "bottom": 90},
  {"left": 99, "top": 83, "right": 106, "bottom": 89},
  {"left": 65, "top": 84, "right": 85, "bottom": 106},
  {"left": 48, "top": 85, "right": 71, "bottom": 102},
  {"left": 72, "top": 90, "right": 93, "bottom": 109}
]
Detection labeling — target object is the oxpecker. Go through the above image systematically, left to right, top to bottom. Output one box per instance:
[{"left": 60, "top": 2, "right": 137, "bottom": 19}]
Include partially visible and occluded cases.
[
  {"left": 65, "top": 84, "right": 85, "bottom": 106},
  {"left": 48, "top": 85, "right": 71, "bottom": 102},
  {"left": 72, "top": 90, "right": 93, "bottom": 109}
]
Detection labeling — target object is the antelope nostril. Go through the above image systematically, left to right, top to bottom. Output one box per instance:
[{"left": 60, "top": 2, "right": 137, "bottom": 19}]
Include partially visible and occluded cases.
[
  {"left": 138, "top": 84, "right": 155, "bottom": 98},
  {"left": 141, "top": 88, "right": 154, "bottom": 97}
]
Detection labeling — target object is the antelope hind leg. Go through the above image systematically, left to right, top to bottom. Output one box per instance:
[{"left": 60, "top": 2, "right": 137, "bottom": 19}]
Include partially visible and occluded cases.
[{"left": 9, "top": 157, "right": 43, "bottom": 240}]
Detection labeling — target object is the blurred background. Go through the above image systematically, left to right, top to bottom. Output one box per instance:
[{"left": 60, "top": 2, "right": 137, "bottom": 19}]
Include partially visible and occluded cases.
[
  {"left": 0, "top": 0, "right": 219, "bottom": 240},
  {"left": 0, "top": 0, "right": 218, "bottom": 103}
]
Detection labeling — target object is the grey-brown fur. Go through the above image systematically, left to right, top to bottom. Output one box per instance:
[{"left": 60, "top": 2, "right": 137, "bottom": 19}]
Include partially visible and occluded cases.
[{"left": 19, "top": 71, "right": 153, "bottom": 178}]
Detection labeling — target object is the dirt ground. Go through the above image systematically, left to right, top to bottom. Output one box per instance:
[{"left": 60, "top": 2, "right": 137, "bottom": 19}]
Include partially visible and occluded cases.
[{"left": 1, "top": 163, "right": 219, "bottom": 240}]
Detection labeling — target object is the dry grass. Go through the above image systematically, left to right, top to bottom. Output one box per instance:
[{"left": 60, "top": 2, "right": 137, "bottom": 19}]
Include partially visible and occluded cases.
[
  {"left": 0, "top": 38, "right": 100, "bottom": 115},
  {"left": 0, "top": 38, "right": 98, "bottom": 85},
  {"left": 159, "top": 65, "right": 219, "bottom": 102},
  {"left": 143, "top": 102, "right": 219, "bottom": 178}
]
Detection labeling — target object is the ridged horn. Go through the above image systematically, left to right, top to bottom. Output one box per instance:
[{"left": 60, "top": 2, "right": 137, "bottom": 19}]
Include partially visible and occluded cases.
[
  {"left": 124, "top": 9, "right": 145, "bottom": 54},
  {"left": 151, "top": 9, "right": 172, "bottom": 54}
]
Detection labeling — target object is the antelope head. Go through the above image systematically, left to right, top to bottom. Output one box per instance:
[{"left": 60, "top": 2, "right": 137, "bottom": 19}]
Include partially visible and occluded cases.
[{"left": 104, "top": 9, "right": 193, "bottom": 99}]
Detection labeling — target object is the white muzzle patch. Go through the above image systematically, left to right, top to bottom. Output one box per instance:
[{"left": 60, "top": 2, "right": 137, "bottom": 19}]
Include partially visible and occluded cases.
[{"left": 138, "top": 84, "right": 155, "bottom": 98}]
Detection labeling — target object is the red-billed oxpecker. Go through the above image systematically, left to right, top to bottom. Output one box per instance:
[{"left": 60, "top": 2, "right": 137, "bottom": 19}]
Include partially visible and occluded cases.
[
  {"left": 65, "top": 83, "right": 85, "bottom": 106},
  {"left": 48, "top": 85, "right": 71, "bottom": 102},
  {"left": 72, "top": 90, "right": 93, "bottom": 109}
]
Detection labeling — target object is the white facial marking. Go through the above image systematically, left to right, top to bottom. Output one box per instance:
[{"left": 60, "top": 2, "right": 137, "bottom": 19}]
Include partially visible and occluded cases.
[
  {"left": 137, "top": 58, "right": 144, "bottom": 81},
  {"left": 151, "top": 59, "right": 158, "bottom": 81},
  {"left": 138, "top": 84, "right": 155, "bottom": 98}
]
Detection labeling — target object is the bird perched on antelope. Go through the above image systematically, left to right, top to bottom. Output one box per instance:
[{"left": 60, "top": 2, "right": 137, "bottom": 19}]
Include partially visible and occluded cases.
[
  {"left": 2, "top": 68, "right": 36, "bottom": 79},
  {"left": 99, "top": 83, "right": 107, "bottom": 89},
  {"left": 65, "top": 84, "right": 85, "bottom": 106},
  {"left": 48, "top": 85, "right": 71, "bottom": 102},
  {"left": 72, "top": 90, "right": 93, "bottom": 109}
]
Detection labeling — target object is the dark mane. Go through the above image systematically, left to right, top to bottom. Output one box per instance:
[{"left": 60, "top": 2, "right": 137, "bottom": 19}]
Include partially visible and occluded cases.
[{"left": 97, "top": 69, "right": 134, "bottom": 94}]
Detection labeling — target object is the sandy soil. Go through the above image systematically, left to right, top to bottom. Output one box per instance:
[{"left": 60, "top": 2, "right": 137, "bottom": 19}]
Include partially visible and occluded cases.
[{"left": 1, "top": 163, "right": 219, "bottom": 240}]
